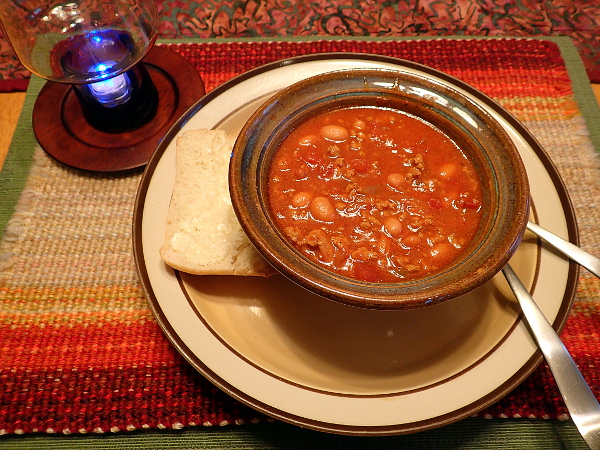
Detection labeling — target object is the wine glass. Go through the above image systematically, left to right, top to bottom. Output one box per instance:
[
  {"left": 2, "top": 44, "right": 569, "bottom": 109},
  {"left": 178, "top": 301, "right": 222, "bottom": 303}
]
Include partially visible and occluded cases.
[
  {"left": 0, "top": 0, "right": 160, "bottom": 132},
  {"left": 1, "top": 0, "right": 204, "bottom": 172}
]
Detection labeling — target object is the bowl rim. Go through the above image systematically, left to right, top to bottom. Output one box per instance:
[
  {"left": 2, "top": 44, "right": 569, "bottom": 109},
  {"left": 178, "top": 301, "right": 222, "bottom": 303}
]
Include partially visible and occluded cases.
[{"left": 230, "top": 67, "right": 530, "bottom": 309}]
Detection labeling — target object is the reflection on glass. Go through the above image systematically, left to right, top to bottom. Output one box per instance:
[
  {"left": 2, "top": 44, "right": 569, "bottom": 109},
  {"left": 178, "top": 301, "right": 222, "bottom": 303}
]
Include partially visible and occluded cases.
[{"left": 0, "top": 0, "right": 158, "bottom": 83}]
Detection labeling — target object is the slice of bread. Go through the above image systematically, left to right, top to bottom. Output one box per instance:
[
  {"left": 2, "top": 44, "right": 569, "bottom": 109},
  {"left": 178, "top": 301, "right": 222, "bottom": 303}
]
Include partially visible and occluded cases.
[{"left": 160, "top": 129, "right": 276, "bottom": 277}]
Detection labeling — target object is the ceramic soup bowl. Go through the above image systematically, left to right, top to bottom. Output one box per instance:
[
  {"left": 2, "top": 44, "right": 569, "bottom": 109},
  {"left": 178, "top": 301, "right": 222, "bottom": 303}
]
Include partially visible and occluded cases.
[{"left": 229, "top": 68, "right": 529, "bottom": 309}]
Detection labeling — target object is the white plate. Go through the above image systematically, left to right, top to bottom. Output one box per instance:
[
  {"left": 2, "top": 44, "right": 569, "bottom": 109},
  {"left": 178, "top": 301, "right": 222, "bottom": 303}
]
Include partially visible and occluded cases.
[{"left": 133, "top": 54, "right": 579, "bottom": 435}]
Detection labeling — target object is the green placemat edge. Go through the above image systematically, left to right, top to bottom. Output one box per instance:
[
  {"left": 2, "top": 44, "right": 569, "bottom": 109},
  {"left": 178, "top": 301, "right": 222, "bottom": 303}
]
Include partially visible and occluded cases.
[
  {"left": 551, "top": 36, "right": 600, "bottom": 158},
  {"left": 0, "top": 76, "right": 43, "bottom": 236},
  {"left": 0, "top": 418, "right": 588, "bottom": 449}
]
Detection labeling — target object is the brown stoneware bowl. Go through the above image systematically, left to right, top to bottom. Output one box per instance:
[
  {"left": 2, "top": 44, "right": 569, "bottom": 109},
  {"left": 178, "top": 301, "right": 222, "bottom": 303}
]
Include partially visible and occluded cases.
[{"left": 229, "top": 68, "right": 530, "bottom": 309}]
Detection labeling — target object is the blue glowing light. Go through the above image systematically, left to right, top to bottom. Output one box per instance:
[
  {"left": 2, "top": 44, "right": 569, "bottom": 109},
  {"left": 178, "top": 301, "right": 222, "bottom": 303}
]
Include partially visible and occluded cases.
[
  {"left": 90, "top": 61, "right": 117, "bottom": 79},
  {"left": 89, "top": 73, "right": 130, "bottom": 105}
]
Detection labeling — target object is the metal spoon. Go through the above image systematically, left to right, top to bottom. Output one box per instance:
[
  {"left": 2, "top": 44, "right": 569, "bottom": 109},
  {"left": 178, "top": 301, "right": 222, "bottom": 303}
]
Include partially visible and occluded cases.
[
  {"left": 527, "top": 221, "right": 600, "bottom": 278},
  {"left": 502, "top": 264, "right": 600, "bottom": 449}
]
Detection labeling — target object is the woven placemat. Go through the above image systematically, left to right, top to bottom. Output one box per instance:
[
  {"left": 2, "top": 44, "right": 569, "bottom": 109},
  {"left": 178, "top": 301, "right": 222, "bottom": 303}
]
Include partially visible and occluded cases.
[{"left": 0, "top": 37, "right": 599, "bottom": 437}]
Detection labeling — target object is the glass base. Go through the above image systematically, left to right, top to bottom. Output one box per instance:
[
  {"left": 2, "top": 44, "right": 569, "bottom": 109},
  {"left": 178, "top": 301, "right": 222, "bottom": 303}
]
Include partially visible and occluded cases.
[
  {"left": 31, "top": 46, "right": 205, "bottom": 172},
  {"left": 73, "top": 63, "right": 159, "bottom": 133}
]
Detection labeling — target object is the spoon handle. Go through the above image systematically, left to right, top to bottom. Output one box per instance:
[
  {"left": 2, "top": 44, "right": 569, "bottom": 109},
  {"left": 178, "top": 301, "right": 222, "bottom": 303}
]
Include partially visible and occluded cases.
[
  {"left": 527, "top": 221, "right": 600, "bottom": 278},
  {"left": 502, "top": 264, "right": 600, "bottom": 449}
]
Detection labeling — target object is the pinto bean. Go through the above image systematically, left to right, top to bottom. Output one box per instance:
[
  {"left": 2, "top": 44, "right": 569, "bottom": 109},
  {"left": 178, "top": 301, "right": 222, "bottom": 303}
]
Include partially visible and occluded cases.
[
  {"left": 353, "top": 119, "right": 366, "bottom": 131},
  {"left": 321, "top": 125, "right": 349, "bottom": 142},
  {"left": 299, "top": 134, "right": 318, "bottom": 146},
  {"left": 438, "top": 162, "right": 459, "bottom": 180},
  {"left": 387, "top": 173, "right": 404, "bottom": 188},
  {"left": 291, "top": 191, "right": 314, "bottom": 208},
  {"left": 310, "top": 196, "right": 336, "bottom": 222},
  {"left": 383, "top": 217, "right": 402, "bottom": 236},
  {"left": 402, "top": 233, "right": 422, "bottom": 248},
  {"left": 430, "top": 243, "right": 453, "bottom": 260}
]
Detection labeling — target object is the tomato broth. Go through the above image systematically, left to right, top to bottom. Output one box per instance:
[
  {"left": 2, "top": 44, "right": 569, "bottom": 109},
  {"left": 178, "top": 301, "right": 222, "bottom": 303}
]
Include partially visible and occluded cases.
[{"left": 267, "top": 106, "right": 483, "bottom": 283}]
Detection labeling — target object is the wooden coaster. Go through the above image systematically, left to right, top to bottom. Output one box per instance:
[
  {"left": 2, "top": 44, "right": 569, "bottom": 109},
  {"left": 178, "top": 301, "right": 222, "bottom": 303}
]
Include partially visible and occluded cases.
[{"left": 32, "top": 46, "right": 205, "bottom": 172}]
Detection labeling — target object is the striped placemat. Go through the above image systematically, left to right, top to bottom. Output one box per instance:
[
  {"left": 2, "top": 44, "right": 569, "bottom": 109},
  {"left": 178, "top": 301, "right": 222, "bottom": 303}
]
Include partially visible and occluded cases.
[
  {"left": 1, "top": 1, "right": 599, "bottom": 88},
  {"left": 0, "top": 37, "right": 598, "bottom": 437}
]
